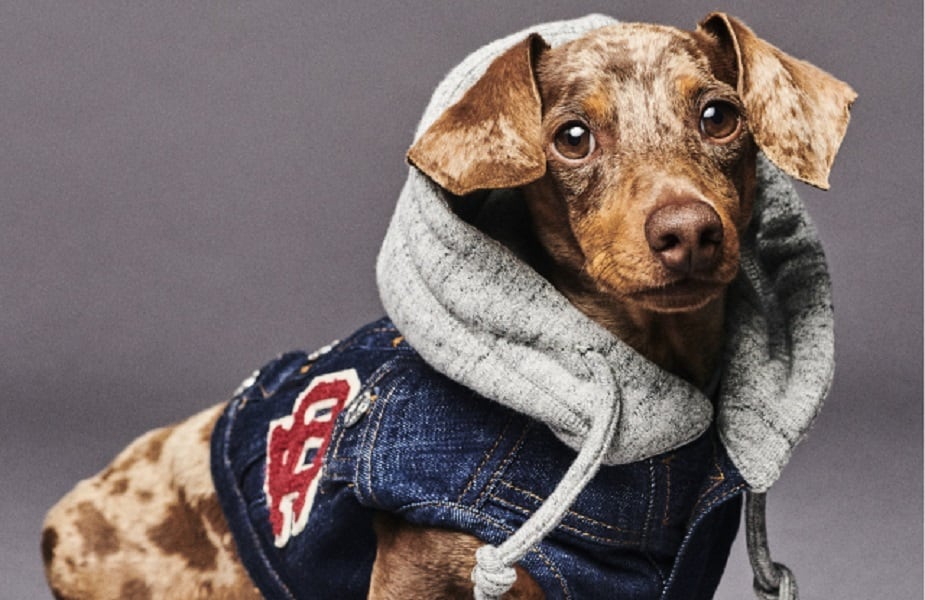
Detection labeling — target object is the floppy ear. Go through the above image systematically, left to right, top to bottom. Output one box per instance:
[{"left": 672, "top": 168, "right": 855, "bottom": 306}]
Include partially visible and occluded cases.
[
  {"left": 699, "top": 13, "right": 857, "bottom": 189},
  {"left": 407, "top": 34, "right": 549, "bottom": 196}
]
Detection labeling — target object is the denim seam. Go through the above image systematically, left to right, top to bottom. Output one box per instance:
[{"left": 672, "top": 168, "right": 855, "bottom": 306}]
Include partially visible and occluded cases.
[
  {"left": 320, "top": 323, "right": 398, "bottom": 356},
  {"left": 255, "top": 354, "right": 310, "bottom": 401},
  {"left": 329, "top": 365, "right": 393, "bottom": 462},
  {"left": 360, "top": 384, "right": 399, "bottom": 507},
  {"left": 217, "top": 397, "right": 297, "bottom": 599},
  {"left": 457, "top": 416, "right": 513, "bottom": 504},
  {"left": 473, "top": 422, "right": 530, "bottom": 509},
  {"left": 661, "top": 436, "right": 746, "bottom": 598},
  {"left": 693, "top": 436, "right": 728, "bottom": 511},
  {"left": 661, "top": 455, "right": 675, "bottom": 526},
  {"left": 641, "top": 458, "right": 657, "bottom": 552},
  {"left": 641, "top": 458, "right": 667, "bottom": 585},
  {"left": 496, "top": 479, "right": 640, "bottom": 535},
  {"left": 700, "top": 483, "right": 746, "bottom": 513},
  {"left": 659, "top": 484, "right": 746, "bottom": 598},
  {"left": 487, "top": 493, "right": 642, "bottom": 548},
  {"left": 645, "top": 493, "right": 669, "bottom": 587},
  {"left": 393, "top": 500, "right": 571, "bottom": 599}
]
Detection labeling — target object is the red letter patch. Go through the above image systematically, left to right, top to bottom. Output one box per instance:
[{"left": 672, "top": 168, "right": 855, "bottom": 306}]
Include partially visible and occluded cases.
[{"left": 264, "top": 369, "right": 361, "bottom": 547}]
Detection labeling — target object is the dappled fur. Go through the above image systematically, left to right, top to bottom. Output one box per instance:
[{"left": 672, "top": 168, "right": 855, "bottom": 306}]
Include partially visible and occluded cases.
[{"left": 43, "top": 405, "right": 261, "bottom": 599}]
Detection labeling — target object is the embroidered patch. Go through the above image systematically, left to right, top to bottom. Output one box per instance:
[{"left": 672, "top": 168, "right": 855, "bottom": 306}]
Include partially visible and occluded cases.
[{"left": 264, "top": 369, "right": 361, "bottom": 547}]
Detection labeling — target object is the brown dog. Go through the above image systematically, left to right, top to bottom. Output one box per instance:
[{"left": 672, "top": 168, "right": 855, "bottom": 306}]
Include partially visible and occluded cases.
[{"left": 42, "top": 13, "right": 853, "bottom": 599}]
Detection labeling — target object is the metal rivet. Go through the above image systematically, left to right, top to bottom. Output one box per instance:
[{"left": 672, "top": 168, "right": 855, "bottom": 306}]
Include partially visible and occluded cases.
[
  {"left": 307, "top": 339, "right": 339, "bottom": 362},
  {"left": 233, "top": 370, "right": 260, "bottom": 397},
  {"left": 342, "top": 390, "right": 373, "bottom": 427}
]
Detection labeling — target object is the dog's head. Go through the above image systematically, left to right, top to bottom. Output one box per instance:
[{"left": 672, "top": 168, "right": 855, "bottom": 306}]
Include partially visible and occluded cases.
[{"left": 409, "top": 14, "right": 855, "bottom": 314}]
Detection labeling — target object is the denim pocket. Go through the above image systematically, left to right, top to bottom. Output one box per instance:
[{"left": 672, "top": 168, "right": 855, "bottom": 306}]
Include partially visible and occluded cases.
[{"left": 486, "top": 423, "right": 650, "bottom": 550}]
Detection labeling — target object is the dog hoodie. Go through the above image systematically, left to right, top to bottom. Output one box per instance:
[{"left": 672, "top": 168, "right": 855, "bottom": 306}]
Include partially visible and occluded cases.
[{"left": 212, "top": 15, "right": 835, "bottom": 600}]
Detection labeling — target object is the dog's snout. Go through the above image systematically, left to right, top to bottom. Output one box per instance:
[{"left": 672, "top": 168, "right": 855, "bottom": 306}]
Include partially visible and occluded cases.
[{"left": 645, "top": 201, "right": 723, "bottom": 275}]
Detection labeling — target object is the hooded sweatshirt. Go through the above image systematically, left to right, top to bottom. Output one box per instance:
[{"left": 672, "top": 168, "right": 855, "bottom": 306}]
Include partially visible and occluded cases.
[{"left": 212, "top": 14, "right": 834, "bottom": 600}]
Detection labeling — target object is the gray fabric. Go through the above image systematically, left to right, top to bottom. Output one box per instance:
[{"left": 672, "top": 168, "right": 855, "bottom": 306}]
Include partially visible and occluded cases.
[
  {"left": 375, "top": 13, "right": 834, "bottom": 492},
  {"left": 719, "top": 157, "right": 835, "bottom": 491}
]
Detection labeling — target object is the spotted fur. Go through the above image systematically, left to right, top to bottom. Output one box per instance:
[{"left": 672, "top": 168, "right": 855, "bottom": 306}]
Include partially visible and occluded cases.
[{"left": 42, "top": 405, "right": 260, "bottom": 599}]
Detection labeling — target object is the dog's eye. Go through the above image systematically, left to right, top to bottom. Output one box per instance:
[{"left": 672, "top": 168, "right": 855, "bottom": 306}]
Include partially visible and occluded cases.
[
  {"left": 700, "top": 102, "right": 741, "bottom": 141},
  {"left": 553, "top": 122, "right": 595, "bottom": 160}
]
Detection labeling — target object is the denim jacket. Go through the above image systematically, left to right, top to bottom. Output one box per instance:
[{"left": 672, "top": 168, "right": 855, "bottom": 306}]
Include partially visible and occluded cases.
[{"left": 212, "top": 318, "right": 746, "bottom": 599}]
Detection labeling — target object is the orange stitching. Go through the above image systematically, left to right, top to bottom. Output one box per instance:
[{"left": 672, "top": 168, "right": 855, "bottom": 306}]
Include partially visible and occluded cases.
[
  {"left": 363, "top": 384, "right": 397, "bottom": 506},
  {"left": 458, "top": 420, "right": 511, "bottom": 503},
  {"left": 475, "top": 426, "right": 529, "bottom": 507},
  {"left": 696, "top": 437, "right": 727, "bottom": 505},
  {"left": 497, "top": 479, "right": 638, "bottom": 534},
  {"left": 497, "top": 479, "right": 545, "bottom": 502},
  {"left": 489, "top": 494, "right": 641, "bottom": 546},
  {"left": 532, "top": 545, "right": 572, "bottom": 600}
]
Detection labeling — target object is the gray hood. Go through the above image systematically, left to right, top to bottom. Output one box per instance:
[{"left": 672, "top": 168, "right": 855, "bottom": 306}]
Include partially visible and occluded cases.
[
  {"left": 377, "top": 13, "right": 833, "bottom": 494},
  {"left": 376, "top": 14, "right": 835, "bottom": 599}
]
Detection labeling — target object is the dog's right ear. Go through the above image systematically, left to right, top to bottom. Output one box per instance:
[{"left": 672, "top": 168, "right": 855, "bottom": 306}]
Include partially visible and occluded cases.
[{"left": 407, "top": 34, "right": 549, "bottom": 196}]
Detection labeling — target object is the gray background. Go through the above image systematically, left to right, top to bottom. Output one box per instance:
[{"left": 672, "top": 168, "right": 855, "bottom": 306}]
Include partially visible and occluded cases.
[{"left": 2, "top": 1, "right": 921, "bottom": 598}]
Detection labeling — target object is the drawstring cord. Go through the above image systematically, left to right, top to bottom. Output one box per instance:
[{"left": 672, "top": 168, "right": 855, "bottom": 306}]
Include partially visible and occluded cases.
[
  {"left": 471, "top": 352, "right": 621, "bottom": 600},
  {"left": 470, "top": 357, "right": 797, "bottom": 600},
  {"left": 746, "top": 492, "right": 798, "bottom": 599}
]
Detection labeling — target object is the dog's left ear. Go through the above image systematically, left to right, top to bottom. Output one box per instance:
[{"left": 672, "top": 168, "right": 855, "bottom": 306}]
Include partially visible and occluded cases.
[
  {"left": 699, "top": 13, "right": 857, "bottom": 189},
  {"left": 407, "top": 34, "right": 549, "bottom": 196}
]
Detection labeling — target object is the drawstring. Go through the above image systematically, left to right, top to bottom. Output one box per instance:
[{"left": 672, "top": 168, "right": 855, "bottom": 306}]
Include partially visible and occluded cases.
[
  {"left": 471, "top": 352, "right": 621, "bottom": 600},
  {"left": 470, "top": 359, "right": 797, "bottom": 600},
  {"left": 746, "top": 492, "right": 798, "bottom": 599}
]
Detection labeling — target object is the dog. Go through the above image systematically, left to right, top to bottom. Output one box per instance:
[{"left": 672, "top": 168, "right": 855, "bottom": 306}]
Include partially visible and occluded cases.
[{"left": 42, "top": 13, "right": 854, "bottom": 599}]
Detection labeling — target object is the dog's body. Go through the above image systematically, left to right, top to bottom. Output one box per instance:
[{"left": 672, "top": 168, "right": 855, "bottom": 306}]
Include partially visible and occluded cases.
[{"left": 43, "top": 14, "right": 853, "bottom": 599}]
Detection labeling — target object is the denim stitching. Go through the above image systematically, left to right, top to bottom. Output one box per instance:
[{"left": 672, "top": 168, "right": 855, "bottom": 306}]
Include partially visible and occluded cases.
[
  {"left": 322, "top": 323, "right": 397, "bottom": 355},
  {"left": 329, "top": 366, "right": 392, "bottom": 461},
  {"left": 361, "top": 380, "right": 399, "bottom": 507},
  {"left": 217, "top": 397, "right": 297, "bottom": 599},
  {"left": 458, "top": 416, "right": 513, "bottom": 503},
  {"left": 474, "top": 423, "right": 530, "bottom": 508},
  {"left": 695, "top": 437, "right": 727, "bottom": 507},
  {"left": 661, "top": 455, "right": 675, "bottom": 526},
  {"left": 640, "top": 458, "right": 657, "bottom": 552},
  {"left": 497, "top": 480, "right": 639, "bottom": 535},
  {"left": 700, "top": 483, "right": 746, "bottom": 513},
  {"left": 659, "top": 484, "right": 746, "bottom": 598},
  {"left": 488, "top": 493, "right": 642, "bottom": 548},
  {"left": 394, "top": 500, "right": 572, "bottom": 599},
  {"left": 532, "top": 547, "right": 571, "bottom": 600},
  {"left": 645, "top": 552, "right": 668, "bottom": 591}
]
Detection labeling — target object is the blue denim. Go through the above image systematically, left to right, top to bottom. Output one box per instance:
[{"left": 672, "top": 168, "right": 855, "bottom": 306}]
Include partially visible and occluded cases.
[{"left": 211, "top": 318, "right": 745, "bottom": 599}]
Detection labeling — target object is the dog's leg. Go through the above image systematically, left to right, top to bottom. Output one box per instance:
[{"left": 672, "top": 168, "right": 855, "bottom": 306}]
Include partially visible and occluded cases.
[
  {"left": 42, "top": 404, "right": 260, "bottom": 600},
  {"left": 368, "top": 514, "right": 544, "bottom": 599}
]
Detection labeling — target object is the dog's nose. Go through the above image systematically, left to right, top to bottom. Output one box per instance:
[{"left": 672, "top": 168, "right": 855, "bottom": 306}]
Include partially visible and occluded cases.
[{"left": 645, "top": 201, "right": 723, "bottom": 275}]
